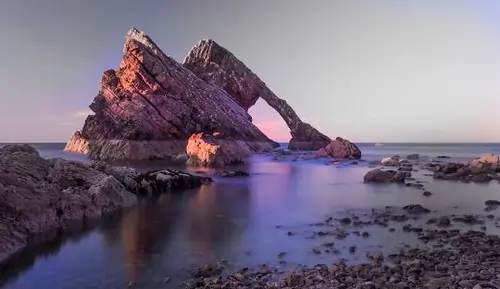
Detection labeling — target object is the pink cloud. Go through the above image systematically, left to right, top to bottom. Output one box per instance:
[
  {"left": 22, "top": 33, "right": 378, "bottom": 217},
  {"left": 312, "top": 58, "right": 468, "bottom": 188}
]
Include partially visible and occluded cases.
[{"left": 254, "top": 120, "right": 291, "bottom": 142}]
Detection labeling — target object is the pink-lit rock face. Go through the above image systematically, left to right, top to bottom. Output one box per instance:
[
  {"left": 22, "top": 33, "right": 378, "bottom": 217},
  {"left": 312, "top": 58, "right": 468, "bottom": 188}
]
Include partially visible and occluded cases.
[
  {"left": 65, "top": 28, "right": 278, "bottom": 161},
  {"left": 183, "top": 39, "right": 331, "bottom": 150},
  {"left": 64, "top": 131, "right": 90, "bottom": 154},
  {"left": 186, "top": 133, "right": 251, "bottom": 167},
  {"left": 323, "top": 137, "right": 362, "bottom": 159}
]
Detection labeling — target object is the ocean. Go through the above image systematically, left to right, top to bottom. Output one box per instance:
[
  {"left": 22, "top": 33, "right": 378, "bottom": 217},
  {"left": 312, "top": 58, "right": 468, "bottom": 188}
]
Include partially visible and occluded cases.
[{"left": 1, "top": 142, "right": 500, "bottom": 289}]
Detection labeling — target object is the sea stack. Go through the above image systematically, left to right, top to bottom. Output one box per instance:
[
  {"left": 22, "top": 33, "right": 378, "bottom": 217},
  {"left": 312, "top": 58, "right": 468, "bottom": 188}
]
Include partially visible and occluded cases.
[
  {"left": 65, "top": 28, "right": 279, "bottom": 161},
  {"left": 183, "top": 39, "right": 332, "bottom": 150}
]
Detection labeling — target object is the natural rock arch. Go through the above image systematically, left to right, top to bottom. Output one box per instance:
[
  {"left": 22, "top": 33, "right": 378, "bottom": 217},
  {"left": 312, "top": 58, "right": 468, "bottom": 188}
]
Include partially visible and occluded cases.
[{"left": 182, "top": 39, "right": 332, "bottom": 150}]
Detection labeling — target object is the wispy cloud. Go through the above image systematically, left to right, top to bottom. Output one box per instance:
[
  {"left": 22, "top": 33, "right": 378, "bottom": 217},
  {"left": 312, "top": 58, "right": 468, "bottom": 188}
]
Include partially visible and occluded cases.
[{"left": 72, "top": 108, "right": 94, "bottom": 118}]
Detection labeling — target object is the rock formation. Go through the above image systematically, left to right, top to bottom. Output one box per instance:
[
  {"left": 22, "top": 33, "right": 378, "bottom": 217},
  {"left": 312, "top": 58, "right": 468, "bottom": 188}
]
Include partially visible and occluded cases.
[
  {"left": 65, "top": 28, "right": 278, "bottom": 161},
  {"left": 182, "top": 39, "right": 331, "bottom": 150},
  {"left": 64, "top": 130, "right": 90, "bottom": 154},
  {"left": 186, "top": 132, "right": 250, "bottom": 167},
  {"left": 316, "top": 137, "right": 361, "bottom": 159},
  {"left": 0, "top": 144, "right": 211, "bottom": 263},
  {"left": 363, "top": 169, "right": 410, "bottom": 183}
]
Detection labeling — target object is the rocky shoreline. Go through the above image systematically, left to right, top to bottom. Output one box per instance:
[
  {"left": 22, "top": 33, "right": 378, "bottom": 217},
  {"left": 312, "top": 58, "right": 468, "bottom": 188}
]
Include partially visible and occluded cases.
[
  {"left": 0, "top": 144, "right": 211, "bottom": 264},
  {"left": 176, "top": 151, "right": 500, "bottom": 289},
  {"left": 182, "top": 203, "right": 500, "bottom": 289}
]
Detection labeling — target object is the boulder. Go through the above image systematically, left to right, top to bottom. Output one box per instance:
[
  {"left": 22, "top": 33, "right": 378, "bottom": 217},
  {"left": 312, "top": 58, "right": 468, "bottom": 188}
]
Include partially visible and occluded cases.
[
  {"left": 64, "top": 28, "right": 278, "bottom": 161},
  {"left": 182, "top": 39, "right": 331, "bottom": 151},
  {"left": 186, "top": 132, "right": 252, "bottom": 167},
  {"left": 322, "top": 137, "right": 362, "bottom": 159},
  {"left": 471, "top": 153, "right": 500, "bottom": 168},
  {"left": 407, "top": 154, "right": 420, "bottom": 160},
  {"left": 381, "top": 157, "right": 400, "bottom": 166},
  {"left": 364, "top": 169, "right": 397, "bottom": 183}
]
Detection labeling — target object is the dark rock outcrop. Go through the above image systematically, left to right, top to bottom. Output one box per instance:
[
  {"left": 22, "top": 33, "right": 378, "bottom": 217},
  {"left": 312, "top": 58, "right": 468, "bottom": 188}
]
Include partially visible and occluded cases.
[
  {"left": 65, "top": 28, "right": 278, "bottom": 161},
  {"left": 182, "top": 39, "right": 331, "bottom": 150},
  {"left": 0, "top": 145, "right": 211, "bottom": 264},
  {"left": 431, "top": 155, "right": 500, "bottom": 183},
  {"left": 363, "top": 169, "right": 410, "bottom": 183}
]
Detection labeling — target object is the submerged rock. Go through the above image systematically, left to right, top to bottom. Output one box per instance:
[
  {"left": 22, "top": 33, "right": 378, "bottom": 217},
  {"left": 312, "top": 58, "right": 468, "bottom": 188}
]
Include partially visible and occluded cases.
[{"left": 407, "top": 153, "right": 420, "bottom": 160}]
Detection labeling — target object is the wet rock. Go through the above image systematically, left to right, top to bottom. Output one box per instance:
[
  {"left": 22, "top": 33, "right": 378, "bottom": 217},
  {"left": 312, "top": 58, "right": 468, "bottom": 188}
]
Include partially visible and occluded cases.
[
  {"left": 407, "top": 153, "right": 420, "bottom": 160},
  {"left": 381, "top": 157, "right": 400, "bottom": 166},
  {"left": 363, "top": 169, "right": 409, "bottom": 183},
  {"left": 214, "top": 170, "right": 250, "bottom": 178},
  {"left": 423, "top": 190, "right": 432, "bottom": 197},
  {"left": 485, "top": 200, "right": 500, "bottom": 207},
  {"left": 403, "top": 204, "right": 430, "bottom": 214},
  {"left": 436, "top": 216, "right": 451, "bottom": 227},
  {"left": 339, "top": 217, "right": 352, "bottom": 225}
]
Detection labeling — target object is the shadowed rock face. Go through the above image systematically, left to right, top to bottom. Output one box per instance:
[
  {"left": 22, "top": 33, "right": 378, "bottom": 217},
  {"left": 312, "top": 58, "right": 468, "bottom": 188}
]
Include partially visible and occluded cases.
[
  {"left": 65, "top": 28, "right": 278, "bottom": 160},
  {"left": 183, "top": 39, "right": 332, "bottom": 150}
]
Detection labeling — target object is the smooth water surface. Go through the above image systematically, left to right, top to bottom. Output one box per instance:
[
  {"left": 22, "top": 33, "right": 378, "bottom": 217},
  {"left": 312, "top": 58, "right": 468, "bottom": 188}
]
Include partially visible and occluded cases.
[{"left": 1, "top": 143, "right": 500, "bottom": 288}]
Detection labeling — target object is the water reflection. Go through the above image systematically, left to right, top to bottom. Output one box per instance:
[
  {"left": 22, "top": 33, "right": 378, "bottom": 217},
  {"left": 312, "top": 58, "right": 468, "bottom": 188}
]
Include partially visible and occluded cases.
[{"left": 186, "top": 183, "right": 250, "bottom": 264}]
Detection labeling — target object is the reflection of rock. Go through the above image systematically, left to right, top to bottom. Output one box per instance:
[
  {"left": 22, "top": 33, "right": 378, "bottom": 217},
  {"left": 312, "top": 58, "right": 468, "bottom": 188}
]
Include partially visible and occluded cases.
[
  {"left": 186, "top": 184, "right": 249, "bottom": 263},
  {"left": 120, "top": 199, "right": 176, "bottom": 284}
]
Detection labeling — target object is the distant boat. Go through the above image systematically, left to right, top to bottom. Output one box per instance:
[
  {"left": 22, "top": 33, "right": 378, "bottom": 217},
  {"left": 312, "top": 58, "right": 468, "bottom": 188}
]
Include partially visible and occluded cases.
[{"left": 375, "top": 143, "right": 384, "bottom": 146}]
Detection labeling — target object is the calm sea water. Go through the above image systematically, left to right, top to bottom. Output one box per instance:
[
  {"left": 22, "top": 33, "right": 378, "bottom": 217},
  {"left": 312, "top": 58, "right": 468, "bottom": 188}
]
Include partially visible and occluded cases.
[{"left": 1, "top": 142, "right": 500, "bottom": 288}]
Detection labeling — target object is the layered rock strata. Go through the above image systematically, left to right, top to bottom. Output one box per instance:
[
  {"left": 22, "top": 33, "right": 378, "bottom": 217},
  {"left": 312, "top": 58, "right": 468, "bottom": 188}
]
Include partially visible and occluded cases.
[
  {"left": 65, "top": 28, "right": 278, "bottom": 160},
  {"left": 182, "top": 39, "right": 332, "bottom": 150}
]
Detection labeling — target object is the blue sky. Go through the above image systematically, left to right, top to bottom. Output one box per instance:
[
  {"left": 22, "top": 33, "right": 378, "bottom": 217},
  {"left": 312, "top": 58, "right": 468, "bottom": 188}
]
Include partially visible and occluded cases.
[{"left": 1, "top": 0, "right": 500, "bottom": 142}]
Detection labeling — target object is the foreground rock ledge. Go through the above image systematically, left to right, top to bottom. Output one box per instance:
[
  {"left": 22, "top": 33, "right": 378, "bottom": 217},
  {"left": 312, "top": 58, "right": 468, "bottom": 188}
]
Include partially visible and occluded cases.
[
  {"left": 0, "top": 145, "right": 211, "bottom": 264},
  {"left": 184, "top": 230, "right": 500, "bottom": 288}
]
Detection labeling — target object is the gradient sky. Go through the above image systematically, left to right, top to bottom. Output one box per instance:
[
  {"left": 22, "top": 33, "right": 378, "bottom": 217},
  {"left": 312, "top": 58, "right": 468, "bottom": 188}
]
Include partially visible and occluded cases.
[{"left": 1, "top": 0, "right": 500, "bottom": 142}]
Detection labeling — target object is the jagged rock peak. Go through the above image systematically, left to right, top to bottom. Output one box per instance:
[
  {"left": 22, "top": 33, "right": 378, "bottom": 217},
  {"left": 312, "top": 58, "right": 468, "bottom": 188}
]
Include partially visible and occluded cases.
[
  {"left": 124, "top": 27, "right": 162, "bottom": 55},
  {"left": 183, "top": 38, "right": 238, "bottom": 66}
]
